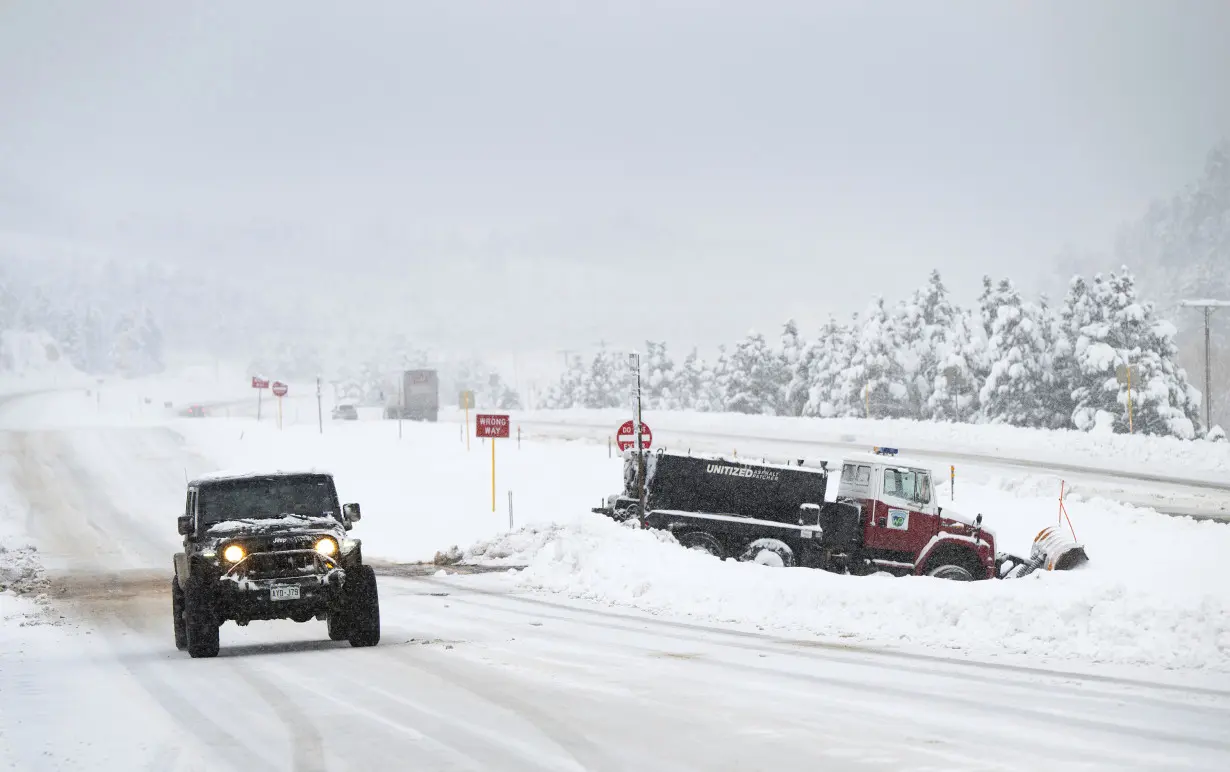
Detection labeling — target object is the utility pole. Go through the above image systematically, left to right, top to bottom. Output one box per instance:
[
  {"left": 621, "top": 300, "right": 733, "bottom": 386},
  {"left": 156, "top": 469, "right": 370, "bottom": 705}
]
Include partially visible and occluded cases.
[
  {"left": 1180, "top": 299, "right": 1230, "bottom": 431},
  {"left": 629, "top": 352, "right": 645, "bottom": 520},
  {"left": 316, "top": 376, "right": 323, "bottom": 435}
]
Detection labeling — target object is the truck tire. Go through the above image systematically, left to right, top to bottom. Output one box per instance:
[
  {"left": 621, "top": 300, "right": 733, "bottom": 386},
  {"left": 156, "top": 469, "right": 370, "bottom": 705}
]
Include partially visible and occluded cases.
[
  {"left": 678, "top": 531, "right": 724, "bottom": 559},
  {"left": 738, "top": 538, "right": 795, "bottom": 568},
  {"left": 927, "top": 564, "right": 974, "bottom": 581},
  {"left": 345, "top": 565, "right": 381, "bottom": 648},
  {"left": 184, "top": 571, "right": 220, "bottom": 658},
  {"left": 171, "top": 578, "right": 187, "bottom": 651},
  {"left": 326, "top": 613, "right": 349, "bottom": 641}
]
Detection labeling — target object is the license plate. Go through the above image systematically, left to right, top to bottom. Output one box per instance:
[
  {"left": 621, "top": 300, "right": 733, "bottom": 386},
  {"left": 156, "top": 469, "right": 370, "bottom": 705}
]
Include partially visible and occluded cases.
[{"left": 270, "top": 585, "right": 301, "bottom": 601}]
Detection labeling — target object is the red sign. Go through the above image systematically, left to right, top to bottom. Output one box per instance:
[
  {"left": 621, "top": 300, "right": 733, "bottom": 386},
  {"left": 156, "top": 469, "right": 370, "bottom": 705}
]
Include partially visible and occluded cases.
[
  {"left": 252, "top": 377, "right": 270, "bottom": 389},
  {"left": 271, "top": 381, "right": 289, "bottom": 398},
  {"left": 476, "top": 414, "right": 510, "bottom": 439},
  {"left": 616, "top": 420, "right": 652, "bottom": 451}
]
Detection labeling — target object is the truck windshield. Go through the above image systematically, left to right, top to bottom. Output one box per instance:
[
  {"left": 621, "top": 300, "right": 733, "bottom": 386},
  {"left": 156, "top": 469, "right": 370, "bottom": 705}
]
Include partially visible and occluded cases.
[
  {"left": 883, "top": 468, "right": 931, "bottom": 506},
  {"left": 199, "top": 477, "right": 339, "bottom": 524}
]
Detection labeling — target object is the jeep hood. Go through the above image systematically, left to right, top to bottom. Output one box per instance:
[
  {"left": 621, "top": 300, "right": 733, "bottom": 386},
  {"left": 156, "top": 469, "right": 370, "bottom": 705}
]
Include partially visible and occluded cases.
[{"left": 204, "top": 514, "right": 342, "bottom": 538}]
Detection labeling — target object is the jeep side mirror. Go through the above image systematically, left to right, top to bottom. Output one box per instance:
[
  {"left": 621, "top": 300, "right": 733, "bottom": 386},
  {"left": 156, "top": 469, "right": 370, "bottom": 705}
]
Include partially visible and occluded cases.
[
  {"left": 343, "top": 503, "right": 362, "bottom": 522},
  {"left": 177, "top": 515, "right": 193, "bottom": 536}
]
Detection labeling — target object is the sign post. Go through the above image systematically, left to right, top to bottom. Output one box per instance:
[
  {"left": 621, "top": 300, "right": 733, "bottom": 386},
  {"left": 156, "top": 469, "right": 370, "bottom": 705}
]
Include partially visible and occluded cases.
[
  {"left": 627, "top": 352, "right": 647, "bottom": 521},
  {"left": 252, "top": 376, "right": 269, "bottom": 422},
  {"left": 316, "top": 376, "right": 323, "bottom": 435},
  {"left": 271, "top": 381, "right": 288, "bottom": 429},
  {"left": 460, "top": 390, "right": 475, "bottom": 451},
  {"left": 476, "top": 414, "right": 510, "bottom": 512}
]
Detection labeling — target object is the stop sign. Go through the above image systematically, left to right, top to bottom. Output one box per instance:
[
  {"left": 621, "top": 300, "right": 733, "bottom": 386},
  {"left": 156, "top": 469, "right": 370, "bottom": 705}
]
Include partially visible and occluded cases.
[
  {"left": 271, "top": 381, "right": 288, "bottom": 398},
  {"left": 616, "top": 420, "right": 652, "bottom": 451}
]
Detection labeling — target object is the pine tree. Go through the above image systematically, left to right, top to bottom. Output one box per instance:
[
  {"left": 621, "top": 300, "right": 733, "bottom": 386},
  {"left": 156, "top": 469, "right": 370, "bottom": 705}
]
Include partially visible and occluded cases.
[
  {"left": 979, "top": 280, "right": 1052, "bottom": 426},
  {"left": 836, "top": 299, "right": 911, "bottom": 418},
  {"left": 928, "top": 308, "right": 983, "bottom": 422},
  {"left": 798, "top": 318, "right": 847, "bottom": 418},
  {"left": 778, "top": 319, "right": 804, "bottom": 414},
  {"left": 724, "top": 331, "right": 782, "bottom": 415},
  {"left": 644, "top": 341, "right": 678, "bottom": 410},
  {"left": 704, "top": 345, "right": 731, "bottom": 413},
  {"left": 675, "top": 348, "right": 707, "bottom": 411}
]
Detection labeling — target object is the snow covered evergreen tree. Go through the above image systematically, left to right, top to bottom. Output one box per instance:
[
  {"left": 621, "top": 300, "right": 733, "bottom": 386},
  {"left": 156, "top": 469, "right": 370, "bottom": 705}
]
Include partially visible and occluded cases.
[
  {"left": 979, "top": 279, "right": 1052, "bottom": 426},
  {"left": 834, "top": 299, "right": 911, "bottom": 418},
  {"left": 928, "top": 308, "right": 984, "bottom": 422},
  {"left": 800, "top": 318, "right": 851, "bottom": 418},
  {"left": 778, "top": 319, "right": 804, "bottom": 414},
  {"left": 724, "top": 331, "right": 782, "bottom": 415},
  {"left": 644, "top": 341, "right": 679, "bottom": 410},
  {"left": 675, "top": 349, "right": 707, "bottom": 411}
]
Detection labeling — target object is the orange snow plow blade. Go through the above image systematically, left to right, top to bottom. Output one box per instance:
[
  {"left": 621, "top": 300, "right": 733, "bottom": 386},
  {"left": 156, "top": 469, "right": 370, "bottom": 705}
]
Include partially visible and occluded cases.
[{"left": 1031, "top": 526, "right": 1089, "bottom": 571}]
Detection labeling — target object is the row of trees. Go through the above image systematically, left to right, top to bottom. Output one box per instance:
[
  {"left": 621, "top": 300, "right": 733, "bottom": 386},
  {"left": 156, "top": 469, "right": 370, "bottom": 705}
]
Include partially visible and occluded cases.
[
  {"left": 0, "top": 264, "right": 165, "bottom": 376},
  {"left": 541, "top": 269, "right": 1209, "bottom": 439}
]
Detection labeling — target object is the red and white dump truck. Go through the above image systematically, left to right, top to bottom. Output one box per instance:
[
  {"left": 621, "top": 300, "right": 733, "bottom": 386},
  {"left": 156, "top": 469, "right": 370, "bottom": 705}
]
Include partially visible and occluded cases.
[{"left": 594, "top": 447, "right": 1087, "bottom": 580}]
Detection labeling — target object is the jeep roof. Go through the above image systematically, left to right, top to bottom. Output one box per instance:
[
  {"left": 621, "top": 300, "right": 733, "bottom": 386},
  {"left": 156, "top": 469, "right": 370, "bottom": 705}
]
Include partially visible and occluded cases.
[{"left": 188, "top": 469, "right": 334, "bottom": 487}]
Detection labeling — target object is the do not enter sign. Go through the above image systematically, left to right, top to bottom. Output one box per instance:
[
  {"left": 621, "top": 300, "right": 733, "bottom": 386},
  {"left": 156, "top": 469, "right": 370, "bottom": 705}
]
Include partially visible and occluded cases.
[
  {"left": 271, "top": 381, "right": 288, "bottom": 398},
  {"left": 616, "top": 420, "right": 652, "bottom": 451}
]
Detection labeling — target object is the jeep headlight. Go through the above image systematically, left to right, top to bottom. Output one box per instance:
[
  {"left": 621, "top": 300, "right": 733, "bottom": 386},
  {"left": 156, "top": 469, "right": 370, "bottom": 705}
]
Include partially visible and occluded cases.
[
  {"left": 314, "top": 537, "right": 338, "bottom": 557},
  {"left": 222, "top": 544, "right": 246, "bottom": 563}
]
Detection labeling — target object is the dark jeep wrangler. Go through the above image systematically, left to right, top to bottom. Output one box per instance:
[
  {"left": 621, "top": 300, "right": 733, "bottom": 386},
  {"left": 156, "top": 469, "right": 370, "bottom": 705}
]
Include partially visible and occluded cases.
[{"left": 172, "top": 471, "right": 380, "bottom": 658}]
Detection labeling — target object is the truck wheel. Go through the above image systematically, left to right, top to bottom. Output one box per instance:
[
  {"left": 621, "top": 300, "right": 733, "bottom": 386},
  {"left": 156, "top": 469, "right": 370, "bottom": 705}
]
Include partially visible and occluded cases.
[
  {"left": 678, "top": 531, "right": 724, "bottom": 559},
  {"left": 739, "top": 538, "right": 795, "bottom": 568},
  {"left": 927, "top": 564, "right": 974, "bottom": 581},
  {"left": 345, "top": 565, "right": 381, "bottom": 648},
  {"left": 184, "top": 571, "right": 220, "bottom": 658},
  {"left": 171, "top": 578, "right": 187, "bottom": 651},
  {"left": 326, "top": 613, "right": 350, "bottom": 641}
]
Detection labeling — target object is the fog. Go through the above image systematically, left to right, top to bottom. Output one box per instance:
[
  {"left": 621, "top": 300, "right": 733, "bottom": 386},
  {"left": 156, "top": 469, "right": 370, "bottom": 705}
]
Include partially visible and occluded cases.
[{"left": 2, "top": 0, "right": 1229, "bottom": 359}]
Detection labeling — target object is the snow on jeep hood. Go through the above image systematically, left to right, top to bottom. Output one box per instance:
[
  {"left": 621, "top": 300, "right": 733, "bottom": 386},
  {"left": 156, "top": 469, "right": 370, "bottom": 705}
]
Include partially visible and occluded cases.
[{"left": 204, "top": 514, "right": 341, "bottom": 537}]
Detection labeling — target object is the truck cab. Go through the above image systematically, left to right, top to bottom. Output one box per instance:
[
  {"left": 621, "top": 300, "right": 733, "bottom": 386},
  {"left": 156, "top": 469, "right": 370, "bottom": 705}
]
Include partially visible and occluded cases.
[{"left": 837, "top": 448, "right": 995, "bottom": 579}]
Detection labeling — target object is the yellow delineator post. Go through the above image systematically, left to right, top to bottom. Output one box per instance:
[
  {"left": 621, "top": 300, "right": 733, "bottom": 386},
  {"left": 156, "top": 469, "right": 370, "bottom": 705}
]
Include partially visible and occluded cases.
[{"left": 1116, "top": 363, "right": 1135, "bottom": 433}]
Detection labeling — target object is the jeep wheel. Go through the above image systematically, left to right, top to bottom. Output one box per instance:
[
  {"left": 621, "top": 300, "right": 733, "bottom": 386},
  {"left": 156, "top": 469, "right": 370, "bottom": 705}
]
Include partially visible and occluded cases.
[
  {"left": 678, "top": 531, "right": 724, "bottom": 559},
  {"left": 738, "top": 538, "right": 795, "bottom": 568},
  {"left": 927, "top": 564, "right": 975, "bottom": 581},
  {"left": 345, "top": 565, "right": 381, "bottom": 648},
  {"left": 184, "top": 571, "right": 220, "bottom": 658},
  {"left": 171, "top": 578, "right": 187, "bottom": 651},
  {"left": 326, "top": 612, "right": 350, "bottom": 642}
]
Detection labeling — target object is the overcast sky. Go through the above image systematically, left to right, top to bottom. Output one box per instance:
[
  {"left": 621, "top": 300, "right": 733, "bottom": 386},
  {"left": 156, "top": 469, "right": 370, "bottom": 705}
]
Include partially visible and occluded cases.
[{"left": 2, "top": 0, "right": 1229, "bottom": 357}]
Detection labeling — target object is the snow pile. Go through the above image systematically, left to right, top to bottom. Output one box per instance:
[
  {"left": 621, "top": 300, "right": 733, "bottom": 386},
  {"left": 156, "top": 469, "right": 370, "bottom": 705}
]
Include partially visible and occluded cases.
[
  {"left": 512, "top": 408, "right": 1230, "bottom": 479},
  {"left": 0, "top": 463, "right": 53, "bottom": 627},
  {"left": 466, "top": 487, "right": 1230, "bottom": 671}
]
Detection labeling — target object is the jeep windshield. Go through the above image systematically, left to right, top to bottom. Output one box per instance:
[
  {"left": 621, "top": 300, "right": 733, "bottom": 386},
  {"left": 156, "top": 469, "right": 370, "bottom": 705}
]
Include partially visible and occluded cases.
[{"left": 199, "top": 476, "right": 340, "bottom": 525}]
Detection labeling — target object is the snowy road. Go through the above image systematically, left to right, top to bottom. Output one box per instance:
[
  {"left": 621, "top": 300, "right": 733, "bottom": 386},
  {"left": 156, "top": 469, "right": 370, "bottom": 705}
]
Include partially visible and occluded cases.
[{"left": 2, "top": 405, "right": 1229, "bottom": 770}]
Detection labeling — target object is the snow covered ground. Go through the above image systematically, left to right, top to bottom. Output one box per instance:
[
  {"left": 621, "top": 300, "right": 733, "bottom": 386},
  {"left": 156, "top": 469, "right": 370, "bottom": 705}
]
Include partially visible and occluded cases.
[
  {"left": 4, "top": 375, "right": 1230, "bottom": 770},
  {"left": 511, "top": 407, "right": 1230, "bottom": 480}
]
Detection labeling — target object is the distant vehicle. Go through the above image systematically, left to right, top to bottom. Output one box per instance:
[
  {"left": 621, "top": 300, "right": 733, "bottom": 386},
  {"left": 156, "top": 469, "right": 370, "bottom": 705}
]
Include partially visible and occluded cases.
[
  {"left": 384, "top": 369, "right": 439, "bottom": 422},
  {"left": 331, "top": 404, "right": 359, "bottom": 421},
  {"left": 183, "top": 405, "right": 208, "bottom": 418},
  {"left": 595, "top": 447, "right": 1088, "bottom": 581},
  {"left": 172, "top": 471, "right": 379, "bottom": 658}
]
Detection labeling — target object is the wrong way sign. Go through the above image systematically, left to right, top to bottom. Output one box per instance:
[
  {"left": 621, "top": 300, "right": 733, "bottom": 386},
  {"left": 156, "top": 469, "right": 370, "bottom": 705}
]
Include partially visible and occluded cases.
[{"left": 616, "top": 420, "right": 652, "bottom": 452}]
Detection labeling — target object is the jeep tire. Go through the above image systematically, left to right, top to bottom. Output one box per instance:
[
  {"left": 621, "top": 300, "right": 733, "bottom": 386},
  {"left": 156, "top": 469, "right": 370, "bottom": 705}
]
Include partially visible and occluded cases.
[
  {"left": 345, "top": 564, "right": 380, "bottom": 648},
  {"left": 184, "top": 570, "right": 220, "bottom": 658},
  {"left": 171, "top": 578, "right": 188, "bottom": 651},
  {"left": 326, "top": 612, "right": 349, "bottom": 641}
]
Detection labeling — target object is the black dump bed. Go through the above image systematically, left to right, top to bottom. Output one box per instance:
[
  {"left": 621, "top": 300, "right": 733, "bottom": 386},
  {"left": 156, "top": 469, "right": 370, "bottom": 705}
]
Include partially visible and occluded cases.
[{"left": 643, "top": 452, "right": 829, "bottom": 524}]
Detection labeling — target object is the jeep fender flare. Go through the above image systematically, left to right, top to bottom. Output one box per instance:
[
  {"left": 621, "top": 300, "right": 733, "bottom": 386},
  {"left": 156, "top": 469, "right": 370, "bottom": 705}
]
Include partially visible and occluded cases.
[
  {"left": 915, "top": 535, "right": 987, "bottom": 578},
  {"left": 173, "top": 552, "right": 188, "bottom": 583}
]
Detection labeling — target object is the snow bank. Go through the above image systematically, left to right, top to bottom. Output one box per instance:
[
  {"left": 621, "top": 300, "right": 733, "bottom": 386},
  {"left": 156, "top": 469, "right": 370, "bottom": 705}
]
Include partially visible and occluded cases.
[
  {"left": 513, "top": 407, "right": 1230, "bottom": 480},
  {"left": 0, "top": 454, "right": 54, "bottom": 627},
  {"left": 464, "top": 483, "right": 1230, "bottom": 671}
]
